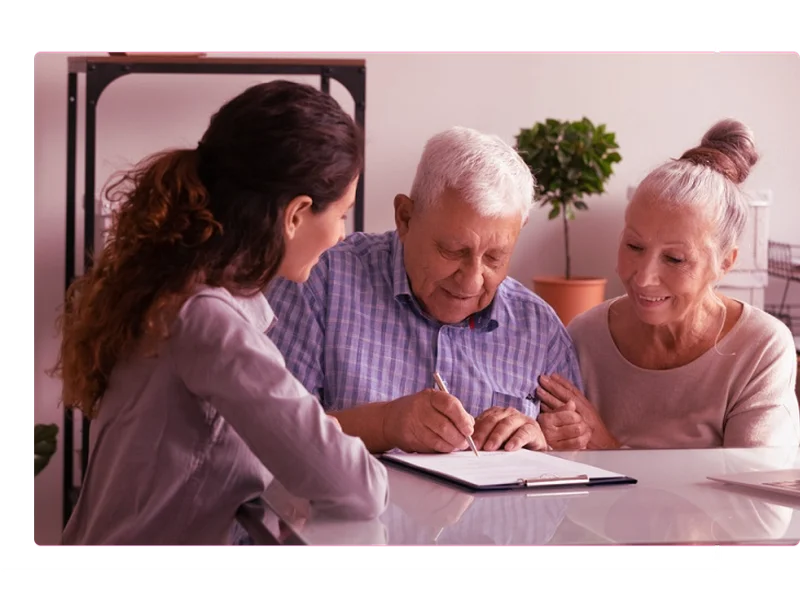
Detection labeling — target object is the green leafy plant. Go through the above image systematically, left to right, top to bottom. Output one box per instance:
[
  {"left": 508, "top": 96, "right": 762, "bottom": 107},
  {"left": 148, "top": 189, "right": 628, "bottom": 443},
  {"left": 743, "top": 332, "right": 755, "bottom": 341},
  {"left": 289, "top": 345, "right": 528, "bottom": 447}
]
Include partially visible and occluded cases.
[
  {"left": 515, "top": 117, "right": 621, "bottom": 279},
  {"left": 35, "top": 423, "right": 58, "bottom": 476}
]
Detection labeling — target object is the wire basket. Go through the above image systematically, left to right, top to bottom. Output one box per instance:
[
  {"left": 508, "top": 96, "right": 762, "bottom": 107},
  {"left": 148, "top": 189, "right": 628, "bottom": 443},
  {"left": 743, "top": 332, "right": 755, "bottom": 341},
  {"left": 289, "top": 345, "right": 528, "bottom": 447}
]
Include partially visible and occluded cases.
[
  {"left": 767, "top": 241, "right": 800, "bottom": 339},
  {"left": 768, "top": 241, "right": 800, "bottom": 280}
]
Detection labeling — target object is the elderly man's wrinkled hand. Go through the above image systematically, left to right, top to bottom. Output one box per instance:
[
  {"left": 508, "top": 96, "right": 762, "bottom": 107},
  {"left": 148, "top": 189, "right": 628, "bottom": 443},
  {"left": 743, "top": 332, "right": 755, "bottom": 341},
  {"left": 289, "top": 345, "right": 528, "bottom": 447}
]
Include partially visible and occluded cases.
[
  {"left": 384, "top": 389, "right": 474, "bottom": 453},
  {"left": 472, "top": 406, "right": 547, "bottom": 452}
]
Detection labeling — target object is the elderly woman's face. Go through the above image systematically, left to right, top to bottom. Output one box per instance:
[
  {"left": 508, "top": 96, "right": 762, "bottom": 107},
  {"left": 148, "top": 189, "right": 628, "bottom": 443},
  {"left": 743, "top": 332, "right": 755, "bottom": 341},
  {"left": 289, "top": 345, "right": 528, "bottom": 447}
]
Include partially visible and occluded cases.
[
  {"left": 395, "top": 190, "right": 523, "bottom": 324},
  {"left": 617, "top": 196, "right": 720, "bottom": 326}
]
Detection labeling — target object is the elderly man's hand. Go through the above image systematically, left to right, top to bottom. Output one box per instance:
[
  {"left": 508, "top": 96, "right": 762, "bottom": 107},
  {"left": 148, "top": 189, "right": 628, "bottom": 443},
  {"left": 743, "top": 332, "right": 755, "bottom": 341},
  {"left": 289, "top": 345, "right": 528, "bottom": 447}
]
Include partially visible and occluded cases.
[
  {"left": 384, "top": 389, "right": 475, "bottom": 453},
  {"left": 471, "top": 406, "right": 547, "bottom": 452}
]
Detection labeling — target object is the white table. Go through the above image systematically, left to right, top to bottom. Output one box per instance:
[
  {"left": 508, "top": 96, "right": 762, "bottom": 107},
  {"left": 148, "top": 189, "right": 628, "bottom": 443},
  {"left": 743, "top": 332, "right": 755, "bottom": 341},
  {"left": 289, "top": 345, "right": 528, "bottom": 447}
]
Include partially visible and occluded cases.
[{"left": 253, "top": 447, "right": 800, "bottom": 545}]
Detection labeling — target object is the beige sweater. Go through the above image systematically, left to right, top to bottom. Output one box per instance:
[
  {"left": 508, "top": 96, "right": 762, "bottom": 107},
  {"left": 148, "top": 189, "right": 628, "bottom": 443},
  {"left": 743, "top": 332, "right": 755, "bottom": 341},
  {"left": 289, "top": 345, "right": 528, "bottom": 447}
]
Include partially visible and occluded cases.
[{"left": 568, "top": 299, "right": 800, "bottom": 449}]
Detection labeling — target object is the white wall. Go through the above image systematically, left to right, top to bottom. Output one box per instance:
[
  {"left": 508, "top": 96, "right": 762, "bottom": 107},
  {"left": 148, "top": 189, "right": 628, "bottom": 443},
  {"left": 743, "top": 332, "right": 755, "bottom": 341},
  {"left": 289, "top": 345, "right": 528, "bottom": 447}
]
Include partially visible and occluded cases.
[{"left": 34, "top": 52, "right": 800, "bottom": 543}]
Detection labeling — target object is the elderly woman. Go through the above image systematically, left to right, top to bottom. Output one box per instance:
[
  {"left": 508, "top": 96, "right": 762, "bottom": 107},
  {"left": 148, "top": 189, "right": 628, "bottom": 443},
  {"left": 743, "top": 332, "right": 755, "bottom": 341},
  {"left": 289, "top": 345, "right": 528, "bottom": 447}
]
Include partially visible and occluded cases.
[{"left": 537, "top": 119, "right": 799, "bottom": 449}]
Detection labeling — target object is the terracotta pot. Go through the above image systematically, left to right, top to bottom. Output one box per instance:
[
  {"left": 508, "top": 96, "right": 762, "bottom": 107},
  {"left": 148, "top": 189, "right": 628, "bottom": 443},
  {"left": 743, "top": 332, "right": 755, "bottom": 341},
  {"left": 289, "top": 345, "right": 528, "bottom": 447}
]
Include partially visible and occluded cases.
[{"left": 532, "top": 276, "right": 607, "bottom": 326}]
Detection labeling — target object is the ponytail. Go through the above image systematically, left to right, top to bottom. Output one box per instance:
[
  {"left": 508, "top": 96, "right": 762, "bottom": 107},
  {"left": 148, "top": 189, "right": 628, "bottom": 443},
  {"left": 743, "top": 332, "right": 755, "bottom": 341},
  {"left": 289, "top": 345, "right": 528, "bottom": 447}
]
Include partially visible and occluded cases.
[{"left": 50, "top": 148, "right": 221, "bottom": 418}]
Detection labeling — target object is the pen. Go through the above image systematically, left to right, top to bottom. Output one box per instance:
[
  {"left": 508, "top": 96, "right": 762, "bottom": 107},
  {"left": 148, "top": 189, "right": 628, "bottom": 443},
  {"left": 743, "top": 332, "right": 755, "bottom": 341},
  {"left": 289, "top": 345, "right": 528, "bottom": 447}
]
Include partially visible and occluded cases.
[{"left": 432, "top": 371, "right": 480, "bottom": 458}]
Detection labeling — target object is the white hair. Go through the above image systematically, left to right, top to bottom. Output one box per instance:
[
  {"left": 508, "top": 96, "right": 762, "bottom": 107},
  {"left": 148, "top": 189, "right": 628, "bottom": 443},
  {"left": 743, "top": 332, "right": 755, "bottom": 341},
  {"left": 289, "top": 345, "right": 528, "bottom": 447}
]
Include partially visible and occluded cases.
[
  {"left": 632, "top": 119, "right": 759, "bottom": 280},
  {"left": 409, "top": 126, "right": 534, "bottom": 221}
]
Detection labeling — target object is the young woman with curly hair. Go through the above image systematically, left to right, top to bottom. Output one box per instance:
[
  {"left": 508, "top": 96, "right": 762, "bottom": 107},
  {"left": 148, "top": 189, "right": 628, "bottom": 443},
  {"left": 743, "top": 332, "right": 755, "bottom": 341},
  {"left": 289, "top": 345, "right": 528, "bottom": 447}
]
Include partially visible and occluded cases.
[{"left": 54, "top": 80, "right": 388, "bottom": 544}]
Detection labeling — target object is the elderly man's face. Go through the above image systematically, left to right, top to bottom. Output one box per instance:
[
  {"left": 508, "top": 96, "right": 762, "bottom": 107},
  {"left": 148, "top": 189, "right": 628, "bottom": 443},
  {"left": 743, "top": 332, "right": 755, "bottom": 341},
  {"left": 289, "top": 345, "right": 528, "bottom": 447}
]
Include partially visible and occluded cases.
[{"left": 395, "top": 190, "right": 523, "bottom": 324}]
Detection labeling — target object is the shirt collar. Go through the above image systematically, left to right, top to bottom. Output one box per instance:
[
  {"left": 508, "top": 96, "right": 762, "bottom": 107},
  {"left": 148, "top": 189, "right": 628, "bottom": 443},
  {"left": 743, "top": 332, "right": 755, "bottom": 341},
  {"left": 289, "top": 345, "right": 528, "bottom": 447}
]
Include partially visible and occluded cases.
[
  {"left": 389, "top": 230, "right": 500, "bottom": 332},
  {"left": 190, "top": 284, "right": 275, "bottom": 333},
  {"left": 231, "top": 290, "right": 274, "bottom": 333}
]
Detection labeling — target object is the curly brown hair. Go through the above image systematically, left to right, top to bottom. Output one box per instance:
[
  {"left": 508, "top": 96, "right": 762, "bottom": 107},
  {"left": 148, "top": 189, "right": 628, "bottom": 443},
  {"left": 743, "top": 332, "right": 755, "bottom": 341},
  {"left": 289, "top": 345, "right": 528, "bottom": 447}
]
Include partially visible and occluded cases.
[{"left": 50, "top": 81, "right": 363, "bottom": 418}]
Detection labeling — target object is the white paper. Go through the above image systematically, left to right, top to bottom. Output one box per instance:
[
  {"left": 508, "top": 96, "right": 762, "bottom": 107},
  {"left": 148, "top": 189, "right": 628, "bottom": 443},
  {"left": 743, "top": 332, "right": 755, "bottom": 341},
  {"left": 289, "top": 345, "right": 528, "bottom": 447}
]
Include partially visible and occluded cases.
[{"left": 384, "top": 449, "right": 630, "bottom": 488}]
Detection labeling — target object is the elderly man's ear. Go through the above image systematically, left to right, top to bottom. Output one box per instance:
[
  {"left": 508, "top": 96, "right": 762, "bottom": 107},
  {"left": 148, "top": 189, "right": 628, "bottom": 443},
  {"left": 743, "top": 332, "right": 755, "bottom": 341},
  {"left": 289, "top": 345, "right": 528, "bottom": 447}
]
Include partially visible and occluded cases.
[{"left": 394, "top": 194, "right": 414, "bottom": 237}]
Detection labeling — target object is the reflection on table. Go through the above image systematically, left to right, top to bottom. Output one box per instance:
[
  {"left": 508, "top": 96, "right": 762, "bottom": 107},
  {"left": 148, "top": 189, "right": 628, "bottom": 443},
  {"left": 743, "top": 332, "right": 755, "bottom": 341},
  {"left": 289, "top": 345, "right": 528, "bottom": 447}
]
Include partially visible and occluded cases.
[
  {"left": 259, "top": 447, "right": 800, "bottom": 545},
  {"left": 554, "top": 447, "right": 799, "bottom": 544}
]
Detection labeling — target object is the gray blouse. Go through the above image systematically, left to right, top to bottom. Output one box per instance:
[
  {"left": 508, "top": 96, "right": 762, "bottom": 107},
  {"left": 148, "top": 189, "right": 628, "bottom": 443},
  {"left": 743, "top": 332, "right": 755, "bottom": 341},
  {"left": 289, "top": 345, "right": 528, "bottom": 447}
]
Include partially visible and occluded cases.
[{"left": 61, "top": 286, "right": 389, "bottom": 544}]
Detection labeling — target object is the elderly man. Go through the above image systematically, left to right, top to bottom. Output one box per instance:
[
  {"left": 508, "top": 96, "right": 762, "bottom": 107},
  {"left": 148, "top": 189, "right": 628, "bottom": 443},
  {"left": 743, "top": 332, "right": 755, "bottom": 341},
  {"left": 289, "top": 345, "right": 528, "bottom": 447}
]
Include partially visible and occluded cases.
[{"left": 266, "top": 126, "right": 588, "bottom": 453}]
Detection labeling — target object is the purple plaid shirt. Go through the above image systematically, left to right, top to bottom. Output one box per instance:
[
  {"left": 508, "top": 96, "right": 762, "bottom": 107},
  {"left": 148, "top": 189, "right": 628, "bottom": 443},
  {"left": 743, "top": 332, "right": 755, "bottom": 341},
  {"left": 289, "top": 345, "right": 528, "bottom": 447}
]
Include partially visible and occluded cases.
[{"left": 265, "top": 231, "right": 582, "bottom": 419}]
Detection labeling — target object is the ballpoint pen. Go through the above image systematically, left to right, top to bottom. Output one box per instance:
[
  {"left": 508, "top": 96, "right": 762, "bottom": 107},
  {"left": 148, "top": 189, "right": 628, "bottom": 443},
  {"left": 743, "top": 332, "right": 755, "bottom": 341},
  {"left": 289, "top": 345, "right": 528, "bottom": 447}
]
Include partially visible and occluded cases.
[{"left": 432, "top": 371, "right": 480, "bottom": 458}]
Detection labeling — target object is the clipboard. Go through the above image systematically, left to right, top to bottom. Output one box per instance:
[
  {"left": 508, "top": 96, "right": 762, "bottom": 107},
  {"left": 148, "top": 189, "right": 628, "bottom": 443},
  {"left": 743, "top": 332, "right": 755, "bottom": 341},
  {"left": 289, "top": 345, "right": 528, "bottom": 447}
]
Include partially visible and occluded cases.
[{"left": 381, "top": 449, "right": 637, "bottom": 491}]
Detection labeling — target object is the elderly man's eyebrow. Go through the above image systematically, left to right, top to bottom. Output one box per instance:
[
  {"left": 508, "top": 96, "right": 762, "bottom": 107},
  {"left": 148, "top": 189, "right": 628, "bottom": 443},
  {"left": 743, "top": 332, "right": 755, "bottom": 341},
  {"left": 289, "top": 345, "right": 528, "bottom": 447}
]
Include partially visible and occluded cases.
[{"left": 436, "top": 238, "right": 469, "bottom": 249}]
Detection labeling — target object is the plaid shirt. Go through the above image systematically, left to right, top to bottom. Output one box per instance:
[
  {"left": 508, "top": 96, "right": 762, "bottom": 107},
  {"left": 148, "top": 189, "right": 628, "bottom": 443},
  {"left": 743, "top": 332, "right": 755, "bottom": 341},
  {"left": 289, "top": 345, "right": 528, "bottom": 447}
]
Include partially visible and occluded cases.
[{"left": 265, "top": 231, "right": 582, "bottom": 419}]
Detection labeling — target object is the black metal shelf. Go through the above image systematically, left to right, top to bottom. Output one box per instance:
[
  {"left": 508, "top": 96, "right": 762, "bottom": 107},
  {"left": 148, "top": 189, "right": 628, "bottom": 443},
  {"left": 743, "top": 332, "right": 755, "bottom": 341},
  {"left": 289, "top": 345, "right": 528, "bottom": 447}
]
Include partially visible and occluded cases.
[{"left": 62, "top": 55, "right": 367, "bottom": 527}]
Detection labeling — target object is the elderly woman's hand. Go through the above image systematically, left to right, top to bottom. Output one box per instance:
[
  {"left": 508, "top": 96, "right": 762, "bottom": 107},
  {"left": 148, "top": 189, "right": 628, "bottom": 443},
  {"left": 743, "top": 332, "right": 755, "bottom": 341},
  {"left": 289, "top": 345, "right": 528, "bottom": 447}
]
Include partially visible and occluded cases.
[
  {"left": 536, "top": 374, "right": 621, "bottom": 450},
  {"left": 537, "top": 400, "right": 591, "bottom": 450}
]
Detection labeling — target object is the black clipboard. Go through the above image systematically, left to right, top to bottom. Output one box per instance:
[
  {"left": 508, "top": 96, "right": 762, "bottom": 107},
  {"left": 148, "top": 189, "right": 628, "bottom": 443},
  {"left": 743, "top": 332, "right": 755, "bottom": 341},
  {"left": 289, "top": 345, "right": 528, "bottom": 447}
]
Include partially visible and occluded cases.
[{"left": 380, "top": 450, "right": 637, "bottom": 492}]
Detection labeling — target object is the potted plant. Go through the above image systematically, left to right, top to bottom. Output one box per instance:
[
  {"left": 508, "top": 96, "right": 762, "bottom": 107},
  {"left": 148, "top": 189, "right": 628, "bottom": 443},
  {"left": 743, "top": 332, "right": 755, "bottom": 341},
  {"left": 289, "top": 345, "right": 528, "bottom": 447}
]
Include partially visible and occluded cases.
[
  {"left": 515, "top": 117, "right": 621, "bottom": 324},
  {"left": 33, "top": 423, "right": 59, "bottom": 547},
  {"left": 35, "top": 423, "right": 59, "bottom": 476}
]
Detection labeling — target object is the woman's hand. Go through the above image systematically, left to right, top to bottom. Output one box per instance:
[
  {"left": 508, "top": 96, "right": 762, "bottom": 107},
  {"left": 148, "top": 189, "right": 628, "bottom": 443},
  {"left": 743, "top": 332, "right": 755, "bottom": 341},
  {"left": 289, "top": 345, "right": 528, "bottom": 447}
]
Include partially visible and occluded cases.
[
  {"left": 536, "top": 374, "right": 621, "bottom": 450},
  {"left": 537, "top": 400, "right": 591, "bottom": 450}
]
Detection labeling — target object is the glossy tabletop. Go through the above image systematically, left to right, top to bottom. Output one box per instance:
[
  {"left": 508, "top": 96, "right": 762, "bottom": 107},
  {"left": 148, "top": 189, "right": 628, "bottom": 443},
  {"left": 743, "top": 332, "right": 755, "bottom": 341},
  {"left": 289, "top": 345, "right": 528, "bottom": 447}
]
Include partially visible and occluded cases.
[{"left": 254, "top": 447, "right": 800, "bottom": 545}]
